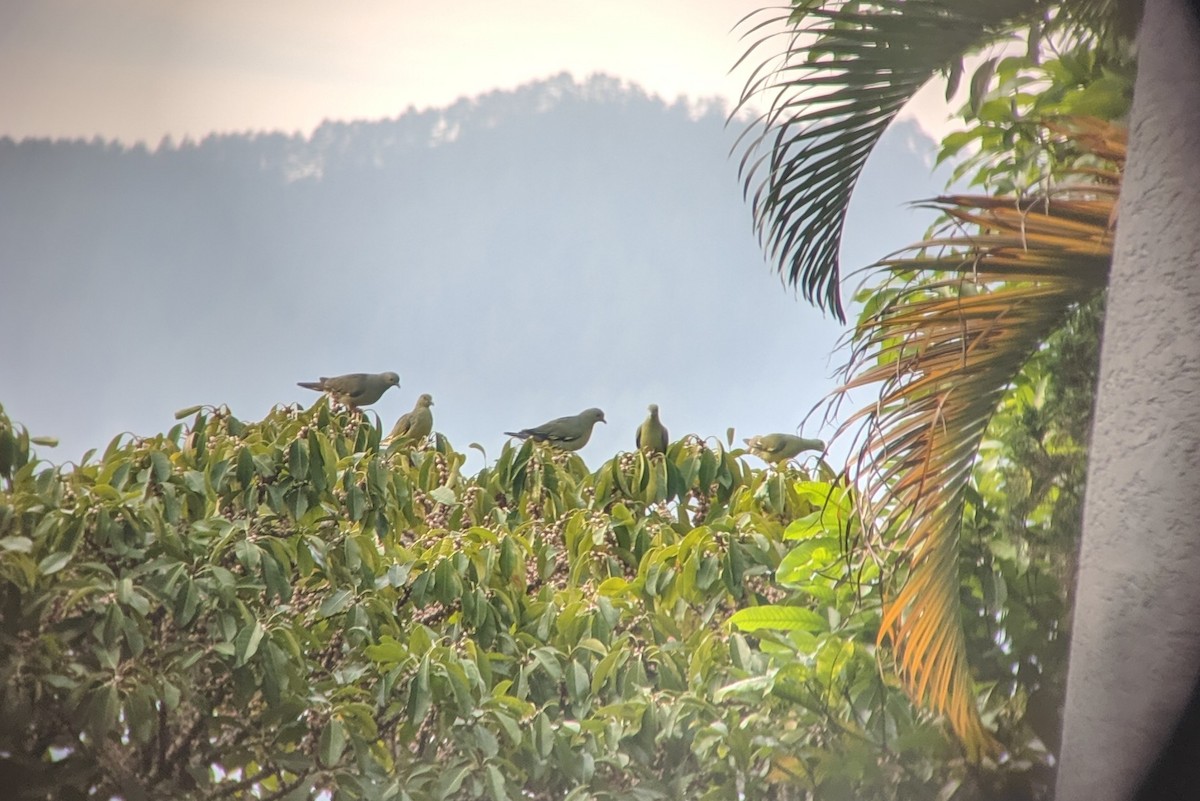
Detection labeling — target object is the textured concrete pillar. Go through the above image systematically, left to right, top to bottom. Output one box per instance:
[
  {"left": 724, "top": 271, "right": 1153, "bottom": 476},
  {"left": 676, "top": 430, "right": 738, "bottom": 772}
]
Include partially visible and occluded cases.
[{"left": 1056, "top": 0, "right": 1200, "bottom": 798}]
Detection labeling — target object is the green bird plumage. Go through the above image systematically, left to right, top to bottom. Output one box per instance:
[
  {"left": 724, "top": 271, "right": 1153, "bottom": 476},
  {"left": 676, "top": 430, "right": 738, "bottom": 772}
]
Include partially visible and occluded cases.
[
  {"left": 298, "top": 371, "right": 400, "bottom": 407},
  {"left": 387, "top": 393, "right": 434, "bottom": 444},
  {"left": 636, "top": 404, "right": 669, "bottom": 454},
  {"left": 505, "top": 408, "right": 606, "bottom": 451},
  {"left": 743, "top": 433, "right": 825, "bottom": 464}
]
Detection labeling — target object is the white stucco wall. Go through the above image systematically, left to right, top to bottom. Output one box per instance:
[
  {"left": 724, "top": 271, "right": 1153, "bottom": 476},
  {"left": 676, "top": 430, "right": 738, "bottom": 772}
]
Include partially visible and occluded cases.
[{"left": 1056, "top": 0, "right": 1200, "bottom": 797}]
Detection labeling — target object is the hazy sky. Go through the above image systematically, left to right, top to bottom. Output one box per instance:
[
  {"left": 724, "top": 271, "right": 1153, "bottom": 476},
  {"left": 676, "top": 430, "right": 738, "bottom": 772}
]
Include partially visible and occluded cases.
[
  {"left": 1, "top": 0, "right": 962, "bottom": 144},
  {"left": 1, "top": 1, "right": 958, "bottom": 469}
]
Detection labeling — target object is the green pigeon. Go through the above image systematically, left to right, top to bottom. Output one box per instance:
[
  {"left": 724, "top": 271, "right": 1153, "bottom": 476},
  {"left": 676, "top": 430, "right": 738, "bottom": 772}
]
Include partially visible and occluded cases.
[
  {"left": 297, "top": 371, "right": 400, "bottom": 408},
  {"left": 387, "top": 393, "right": 434, "bottom": 444},
  {"left": 636, "top": 404, "right": 669, "bottom": 454},
  {"left": 505, "top": 408, "right": 606, "bottom": 451},
  {"left": 743, "top": 433, "right": 825, "bottom": 464}
]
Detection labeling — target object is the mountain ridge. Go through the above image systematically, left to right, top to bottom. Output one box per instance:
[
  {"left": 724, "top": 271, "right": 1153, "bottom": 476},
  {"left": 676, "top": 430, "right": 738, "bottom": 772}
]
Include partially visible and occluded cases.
[{"left": 0, "top": 72, "right": 944, "bottom": 468}]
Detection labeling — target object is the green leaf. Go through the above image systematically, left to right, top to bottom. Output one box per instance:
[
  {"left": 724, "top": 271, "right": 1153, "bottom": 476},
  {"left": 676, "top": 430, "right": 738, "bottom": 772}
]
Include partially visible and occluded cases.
[
  {"left": 968, "top": 57, "right": 1000, "bottom": 116},
  {"left": 945, "top": 58, "right": 964, "bottom": 101},
  {"left": 1060, "top": 74, "right": 1131, "bottom": 117},
  {"left": 174, "top": 405, "right": 204, "bottom": 420},
  {"left": 288, "top": 440, "right": 308, "bottom": 479},
  {"left": 236, "top": 446, "right": 255, "bottom": 487},
  {"left": 150, "top": 451, "right": 172, "bottom": 483},
  {"left": 182, "top": 470, "right": 207, "bottom": 495},
  {"left": 347, "top": 484, "right": 365, "bottom": 521},
  {"left": 429, "top": 486, "right": 457, "bottom": 506},
  {"left": 0, "top": 535, "right": 33, "bottom": 553},
  {"left": 499, "top": 536, "right": 518, "bottom": 580},
  {"left": 776, "top": 537, "right": 843, "bottom": 584},
  {"left": 37, "top": 551, "right": 72, "bottom": 575},
  {"left": 597, "top": 577, "right": 629, "bottom": 597},
  {"left": 175, "top": 580, "right": 201, "bottom": 626},
  {"left": 318, "top": 588, "right": 353, "bottom": 619},
  {"left": 728, "top": 605, "right": 828, "bottom": 633},
  {"left": 234, "top": 619, "right": 266, "bottom": 666},
  {"left": 366, "top": 635, "right": 408, "bottom": 665},
  {"left": 591, "top": 646, "right": 627, "bottom": 695},
  {"left": 530, "top": 648, "right": 562, "bottom": 681},
  {"left": 408, "top": 656, "right": 432, "bottom": 723},
  {"left": 566, "top": 660, "right": 589, "bottom": 700},
  {"left": 42, "top": 674, "right": 78, "bottom": 690},
  {"left": 714, "top": 674, "right": 773, "bottom": 702},
  {"left": 161, "top": 680, "right": 181, "bottom": 709},
  {"left": 84, "top": 684, "right": 121, "bottom": 738},
  {"left": 125, "top": 685, "right": 155, "bottom": 745},
  {"left": 490, "top": 711, "right": 523, "bottom": 748},
  {"left": 532, "top": 713, "right": 554, "bottom": 759},
  {"left": 319, "top": 716, "right": 347, "bottom": 766},
  {"left": 474, "top": 725, "right": 500, "bottom": 758},
  {"left": 485, "top": 763, "right": 510, "bottom": 801},
  {"left": 435, "top": 764, "right": 471, "bottom": 799}
]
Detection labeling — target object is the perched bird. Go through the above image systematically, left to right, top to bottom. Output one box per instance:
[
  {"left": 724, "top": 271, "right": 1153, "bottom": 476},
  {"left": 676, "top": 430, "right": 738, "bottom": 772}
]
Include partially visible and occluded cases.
[
  {"left": 297, "top": 371, "right": 400, "bottom": 408},
  {"left": 387, "top": 393, "right": 434, "bottom": 444},
  {"left": 636, "top": 404, "right": 669, "bottom": 455},
  {"left": 505, "top": 408, "right": 606, "bottom": 451},
  {"left": 743, "top": 433, "right": 825, "bottom": 464}
]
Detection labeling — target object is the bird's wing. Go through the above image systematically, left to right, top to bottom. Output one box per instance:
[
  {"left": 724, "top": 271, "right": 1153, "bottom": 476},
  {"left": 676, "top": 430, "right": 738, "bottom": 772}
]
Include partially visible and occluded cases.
[
  {"left": 318, "top": 374, "right": 360, "bottom": 393},
  {"left": 342, "top": 375, "right": 378, "bottom": 401},
  {"left": 411, "top": 409, "right": 433, "bottom": 439},
  {"left": 389, "top": 411, "right": 414, "bottom": 439},
  {"left": 538, "top": 415, "right": 585, "bottom": 443},
  {"left": 743, "top": 435, "right": 782, "bottom": 458},
  {"left": 763, "top": 436, "right": 788, "bottom": 456}
]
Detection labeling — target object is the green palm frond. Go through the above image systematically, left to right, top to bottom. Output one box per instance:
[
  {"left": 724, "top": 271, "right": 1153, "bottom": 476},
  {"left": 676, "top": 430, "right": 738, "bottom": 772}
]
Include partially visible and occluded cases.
[
  {"left": 733, "top": 0, "right": 1045, "bottom": 321},
  {"left": 1052, "top": 0, "right": 1144, "bottom": 45},
  {"left": 836, "top": 118, "right": 1123, "bottom": 757}
]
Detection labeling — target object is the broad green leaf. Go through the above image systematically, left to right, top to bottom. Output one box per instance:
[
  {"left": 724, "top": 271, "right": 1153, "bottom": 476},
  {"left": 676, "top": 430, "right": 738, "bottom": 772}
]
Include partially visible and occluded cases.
[
  {"left": 174, "top": 405, "right": 204, "bottom": 420},
  {"left": 429, "top": 486, "right": 457, "bottom": 505},
  {"left": 0, "top": 535, "right": 33, "bottom": 553},
  {"left": 37, "top": 551, "right": 72, "bottom": 575},
  {"left": 318, "top": 588, "right": 354, "bottom": 618},
  {"left": 728, "top": 606, "right": 828, "bottom": 633},
  {"left": 234, "top": 619, "right": 266, "bottom": 666},
  {"left": 408, "top": 656, "right": 432, "bottom": 723},
  {"left": 319, "top": 716, "right": 347, "bottom": 766},
  {"left": 485, "top": 763, "right": 510, "bottom": 801}
]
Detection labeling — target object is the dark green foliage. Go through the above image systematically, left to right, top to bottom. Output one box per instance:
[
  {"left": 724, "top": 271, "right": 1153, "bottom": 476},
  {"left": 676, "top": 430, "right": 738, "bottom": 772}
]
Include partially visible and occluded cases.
[
  {"left": 734, "top": 0, "right": 1136, "bottom": 320},
  {"left": 938, "top": 48, "right": 1136, "bottom": 194},
  {"left": 959, "top": 297, "right": 1103, "bottom": 757},
  {"left": 733, "top": 300, "right": 1101, "bottom": 798},
  {"left": 0, "top": 387, "right": 1095, "bottom": 799},
  {"left": 0, "top": 403, "right": 926, "bottom": 800}
]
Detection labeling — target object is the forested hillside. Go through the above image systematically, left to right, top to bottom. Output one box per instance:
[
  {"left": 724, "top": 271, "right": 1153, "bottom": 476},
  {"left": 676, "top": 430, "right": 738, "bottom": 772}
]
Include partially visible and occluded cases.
[{"left": 0, "top": 73, "right": 941, "bottom": 464}]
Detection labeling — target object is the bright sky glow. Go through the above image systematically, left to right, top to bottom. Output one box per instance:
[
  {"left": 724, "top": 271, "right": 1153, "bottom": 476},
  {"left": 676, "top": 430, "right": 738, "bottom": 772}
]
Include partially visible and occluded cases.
[{"left": 1, "top": 0, "right": 962, "bottom": 145}]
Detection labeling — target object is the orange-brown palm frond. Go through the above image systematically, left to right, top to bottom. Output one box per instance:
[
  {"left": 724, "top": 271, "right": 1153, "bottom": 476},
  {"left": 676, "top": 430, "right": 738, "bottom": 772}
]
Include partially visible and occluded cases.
[{"left": 836, "top": 117, "right": 1124, "bottom": 758}]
